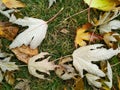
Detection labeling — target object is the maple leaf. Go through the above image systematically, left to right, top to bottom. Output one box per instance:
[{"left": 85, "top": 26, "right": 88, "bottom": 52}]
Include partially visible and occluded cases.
[
  {"left": 1, "top": 0, "right": 25, "bottom": 8},
  {"left": 48, "top": 0, "right": 56, "bottom": 8},
  {"left": 84, "top": 0, "right": 119, "bottom": 11},
  {"left": 9, "top": 15, "right": 48, "bottom": 49},
  {"left": 0, "top": 21, "right": 18, "bottom": 40},
  {"left": 75, "top": 23, "right": 92, "bottom": 47},
  {"left": 72, "top": 44, "right": 120, "bottom": 77},
  {"left": 11, "top": 45, "right": 38, "bottom": 64},
  {"left": 28, "top": 52, "right": 57, "bottom": 80},
  {"left": 0, "top": 57, "right": 19, "bottom": 72}
]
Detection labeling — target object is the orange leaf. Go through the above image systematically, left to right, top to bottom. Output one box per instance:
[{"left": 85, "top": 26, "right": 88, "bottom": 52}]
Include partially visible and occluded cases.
[
  {"left": 2, "top": 0, "right": 25, "bottom": 8},
  {"left": 0, "top": 22, "right": 18, "bottom": 40},
  {"left": 75, "top": 23, "right": 92, "bottom": 47},
  {"left": 11, "top": 45, "right": 38, "bottom": 64}
]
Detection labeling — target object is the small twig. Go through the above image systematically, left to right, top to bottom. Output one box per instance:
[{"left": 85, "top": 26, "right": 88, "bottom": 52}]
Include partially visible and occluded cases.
[
  {"left": 47, "top": 7, "right": 64, "bottom": 23},
  {"left": 63, "top": 8, "right": 89, "bottom": 21},
  {"left": 111, "top": 62, "right": 120, "bottom": 67},
  {"left": 18, "top": 65, "right": 28, "bottom": 67}
]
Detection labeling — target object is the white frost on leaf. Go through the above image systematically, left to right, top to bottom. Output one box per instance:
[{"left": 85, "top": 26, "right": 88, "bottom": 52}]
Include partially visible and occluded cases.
[
  {"left": 48, "top": 0, "right": 56, "bottom": 8},
  {"left": 9, "top": 15, "right": 48, "bottom": 49},
  {"left": 99, "top": 20, "right": 120, "bottom": 33},
  {"left": 72, "top": 44, "right": 120, "bottom": 77},
  {"left": 28, "top": 52, "right": 57, "bottom": 80},
  {"left": 0, "top": 57, "right": 19, "bottom": 72},
  {"left": 104, "top": 61, "right": 112, "bottom": 88},
  {"left": 86, "top": 73, "right": 101, "bottom": 88}
]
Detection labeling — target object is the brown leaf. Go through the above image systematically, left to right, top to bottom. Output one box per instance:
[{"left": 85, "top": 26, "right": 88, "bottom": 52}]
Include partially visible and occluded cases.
[
  {"left": 2, "top": 0, "right": 25, "bottom": 8},
  {"left": 0, "top": 22, "right": 18, "bottom": 40},
  {"left": 11, "top": 45, "right": 38, "bottom": 64},
  {"left": 59, "top": 56, "right": 72, "bottom": 64},
  {"left": 5, "top": 71, "right": 15, "bottom": 85},
  {"left": 73, "top": 76, "right": 84, "bottom": 90},
  {"left": 14, "top": 78, "right": 30, "bottom": 90}
]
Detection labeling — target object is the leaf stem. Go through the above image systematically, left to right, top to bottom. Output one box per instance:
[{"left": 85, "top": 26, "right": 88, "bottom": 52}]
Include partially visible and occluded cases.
[{"left": 47, "top": 7, "right": 64, "bottom": 23}]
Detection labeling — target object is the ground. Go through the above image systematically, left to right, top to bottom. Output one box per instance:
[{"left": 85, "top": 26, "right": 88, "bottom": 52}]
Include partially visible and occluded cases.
[{"left": 0, "top": 0, "right": 120, "bottom": 90}]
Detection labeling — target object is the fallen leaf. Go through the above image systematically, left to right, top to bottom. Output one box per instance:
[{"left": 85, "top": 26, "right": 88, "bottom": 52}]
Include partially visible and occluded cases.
[
  {"left": 0, "top": 0, "right": 6, "bottom": 10},
  {"left": 2, "top": 0, "right": 25, "bottom": 8},
  {"left": 48, "top": 0, "right": 56, "bottom": 8},
  {"left": 84, "top": 0, "right": 119, "bottom": 11},
  {"left": 92, "top": 10, "right": 120, "bottom": 26},
  {"left": 9, "top": 15, "right": 48, "bottom": 49},
  {"left": 99, "top": 20, "right": 120, "bottom": 33},
  {"left": 0, "top": 21, "right": 18, "bottom": 40},
  {"left": 75, "top": 23, "right": 92, "bottom": 47},
  {"left": 60, "top": 28, "right": 69, "bottom": 34},
  {"left": 72, "top": 44, "right": 120, "bottom": 77},
  {"left": 11, "top": 45, "right": 38, "bottom": 64},
  {"left": 28, "top": 52, "right": 57, "bottom": 80},
  {"left": 59, "top": 56, "right": 72, "bottom": 64},
  {"left": 0, "top": 57, "right": 19, "bottom": 72},
  {"left": 55, "top": 64, "right": 76, "bottom": 80},
  {"left": 0, "top": 71, "right": 3, "bottom": 83},
  {"left": 5, "top": 71, "right": 15, "bottom": 85},
  {"left": 73, "top": 76, "right": 84, "bottom": 90},
  {"left": 117, "top": 76, "right": 120, "bottom": 90},
  {"left": 14, "top": 78, "right": 30, "bottom": 90}
]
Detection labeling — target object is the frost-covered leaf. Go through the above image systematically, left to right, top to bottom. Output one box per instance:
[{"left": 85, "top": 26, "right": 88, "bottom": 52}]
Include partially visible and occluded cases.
[
  {"left": 2, "top": 0, "right": 25, "bottom": 8},
  {"left": 48, "top": 0, "right": 56, "bottom": 8},
  {"left": 0, "top": 9, "right": 14, "bottom": 18},
  {"left": 9, "top": 15, "right": 48, "bottom": 49},
  {"left": 100, "top": 20, "right": 120, "bottom": 33},
  {"left": 72, "top": 44, "right": 120, "bottom": 77},
  {"left": 12, "top": 45, "right": 38, "bottom": 64},
  {"left": 28, "top": 52, "right": 57, "bottom": 79},
  {"left": 0, "top": 57, "right": 19, "bottom": 72},
  {"left": 0, "top": 70, "right": 3, "bottom": 82},
  {"left": 86, "top": 73, "right": 101, "bottom": 88},
  {"left": 14, "top": 78, "right": 30, "bottom": 90}
]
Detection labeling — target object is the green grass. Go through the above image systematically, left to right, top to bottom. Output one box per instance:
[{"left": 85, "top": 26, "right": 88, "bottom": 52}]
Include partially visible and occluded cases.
[{"left": 0, "top": 0, "right": 120, "bottom": 90}]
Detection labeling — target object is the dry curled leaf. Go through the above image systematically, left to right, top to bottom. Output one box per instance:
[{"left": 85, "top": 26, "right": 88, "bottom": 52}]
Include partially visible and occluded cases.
[
  {"left": 2, "top": 0, "right": 25, "bottom": 8},
  {"left": 0, "top": 21, "right": 18, "bottom": 40},
  {"left": 11, "top": 45, "right": 38, "bottom": 64},
  {"left": 28, "top": 52, "right": 57, "bottom": 80},
  {"left": 5, "top": 71, "right": 15, "bottom": 85},
  {"left": 14, "top": 78, "right": 30, "bottom": 90}
]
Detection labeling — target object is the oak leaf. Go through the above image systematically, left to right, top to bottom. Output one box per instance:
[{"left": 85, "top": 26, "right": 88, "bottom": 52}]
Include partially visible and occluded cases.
[
  {"left": 2, "top": 0, "right": 25, "bottom": 8},
  {"left": 0, "top": 21, "right": 18, "bottom": 40},
  {"left": 11, "top": 45, "right": 38, "bottom": 64}
]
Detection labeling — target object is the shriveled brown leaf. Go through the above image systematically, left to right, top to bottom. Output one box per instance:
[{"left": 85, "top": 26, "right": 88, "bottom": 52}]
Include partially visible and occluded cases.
[
  {"left": 2, "top": 0, "right": 25, "bottom": 8},
  {"left": 0, "top": 21, "right": 18, "bottom": 40},
  {"left": 60, "top": 28, "right": 69, "bottom": 34},
  {"left": 11, "top": 45, "right": 38, "bottom": 64},
  {"left": 59, "top": 56, "right": 72, "bottom": 64},
  {"left": 5, "top": 71, "right": 15, "bottom": 85},
  {"left": 73, "top": 76, "right": 84, "bottom": 90},
  {"left": 14, "top": 78, "right": 30, "bottom": 90}
]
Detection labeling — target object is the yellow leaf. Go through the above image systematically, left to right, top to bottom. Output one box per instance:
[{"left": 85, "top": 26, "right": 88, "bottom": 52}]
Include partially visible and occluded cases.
[
  {"left": 2, "top": 0, "right": 25, "bottom": 8},
  {"left": 84, "top": 0, "right": 119, "bottom": 11},
  {"left": 0, "top": 22, "right": 18, "bottom": 40},
  {"left": 74, "top": 23, "right": 92, "bottom": 47},
  {"left": 11, "top": 45, "right": 38, "bottom": 64}
]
